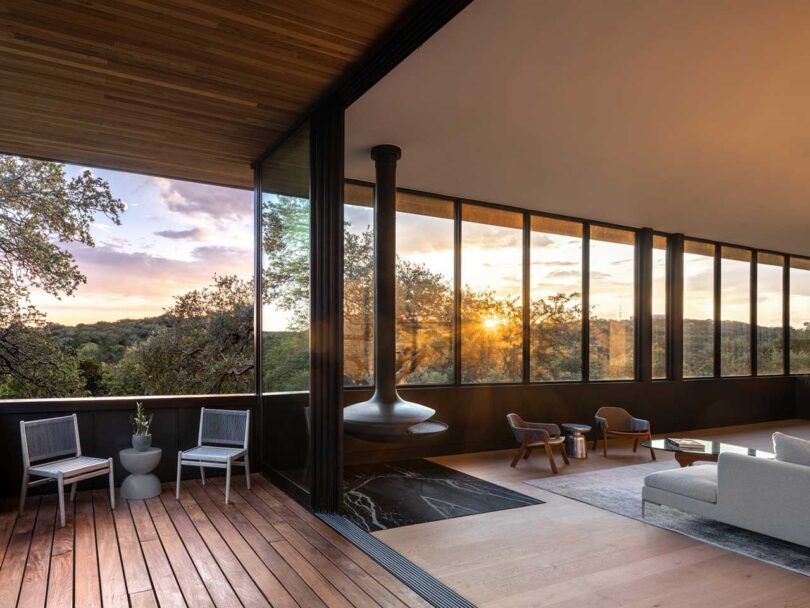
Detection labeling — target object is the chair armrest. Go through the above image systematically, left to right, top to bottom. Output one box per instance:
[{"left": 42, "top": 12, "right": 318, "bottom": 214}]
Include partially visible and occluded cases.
[
  {"left": 594, "top": 415, "right": 608, "bottom": 431},
  {"left": 629, "top": 416, "right": 650, "bottom": 432},
  {"left": 523, "top": 422, "right": 560, "bottom": 437},
  {"left": 512, "top": 427, "right": 552, "bottom": 444}
]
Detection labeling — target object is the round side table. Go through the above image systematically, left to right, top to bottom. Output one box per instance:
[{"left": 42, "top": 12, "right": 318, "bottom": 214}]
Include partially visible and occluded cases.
[
  {"left": 562, "top": 424, "right": 591, "bottom": 459},
  {"left": 120, "top": 447, "right": 162, "bottom": 499}
]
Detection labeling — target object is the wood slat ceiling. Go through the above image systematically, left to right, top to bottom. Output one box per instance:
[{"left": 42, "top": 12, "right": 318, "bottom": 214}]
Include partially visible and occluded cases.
[{"left": 0, "top": 0, "right": 410, "bottom": 188}]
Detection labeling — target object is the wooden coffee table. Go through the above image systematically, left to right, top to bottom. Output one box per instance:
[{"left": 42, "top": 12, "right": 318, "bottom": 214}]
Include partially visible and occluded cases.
[{"left": 641, "top": 438, "right": 774, "bottom": 467}]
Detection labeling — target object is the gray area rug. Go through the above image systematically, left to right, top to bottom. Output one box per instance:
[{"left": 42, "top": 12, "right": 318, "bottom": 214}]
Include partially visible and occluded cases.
[{"left": 526, "top": 461, "right": 810, "bottom": 577}]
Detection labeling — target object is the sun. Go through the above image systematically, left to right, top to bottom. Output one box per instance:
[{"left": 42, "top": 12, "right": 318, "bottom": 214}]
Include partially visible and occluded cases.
[{"left": 483, "top": 317, "right": 502, "bottom": 330}]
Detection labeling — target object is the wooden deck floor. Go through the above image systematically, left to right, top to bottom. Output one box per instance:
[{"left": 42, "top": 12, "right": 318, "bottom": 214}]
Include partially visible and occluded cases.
[{"left": 0, "top": 474, "right": 430, "bottom": 608}]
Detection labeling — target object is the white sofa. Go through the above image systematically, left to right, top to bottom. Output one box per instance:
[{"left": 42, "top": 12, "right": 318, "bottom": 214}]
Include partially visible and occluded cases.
[{"left": 642, "top": 451, "right": 810, "bottom": 548}]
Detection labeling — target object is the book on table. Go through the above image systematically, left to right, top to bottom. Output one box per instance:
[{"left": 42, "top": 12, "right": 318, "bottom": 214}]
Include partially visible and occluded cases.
[{"left": 666, "top": 438, "right": 705, "bottom": 450}]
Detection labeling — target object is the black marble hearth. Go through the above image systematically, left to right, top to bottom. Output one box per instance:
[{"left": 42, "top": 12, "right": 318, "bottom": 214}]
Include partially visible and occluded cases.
[{"left": 343, "top": 459, "right": 543, "bottom": 532}]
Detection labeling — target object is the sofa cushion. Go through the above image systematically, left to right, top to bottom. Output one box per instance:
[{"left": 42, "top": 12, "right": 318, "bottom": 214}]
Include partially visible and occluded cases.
[
  {"left": 773, "top": 432, "right": 810, "bottom": 467},
  {"left": 644, "top": 464, "right": 718, "bottom": 503}
]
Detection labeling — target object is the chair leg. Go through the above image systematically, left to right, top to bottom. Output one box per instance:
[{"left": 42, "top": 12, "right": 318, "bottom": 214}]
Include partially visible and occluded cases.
[
  {"left": 602, "top": 430, "right": 608, "bottom": 458},
  {"left": 592, "top": 433, "right": 598, "bottom": 451},
  {"left": 648, "top": 433, "right": 656, "bottom": 461},
  {"left": 633, "top": 438, "right": 639, "bottom": 453},
  {"left": 544, "top": 441, "right": 558, "bottom": 475},
  {"left": 558, "top": 442, "right": 570, "bottom": 465},
  {"left": 510, "top": 448, "right": 524, "bottom": 468},
  {"left": 523, "top": 448, "right": 533, "bottom": 460},
  {"left": 176, "top": 451, "right": 183, "bottom": 500},
  {"left": 244, "top": 453, "right": 251, "bottom": 490},
  {"left": 108, "top": 458, "right": 115, "bottom": 509},
  {"left": 225, "top": 458, "right": 232, "bottom": 505},
  {"left": 200, "top": 466, "right": 206, "bottom": 486},
  {"left": 18, "top": 472, "right": 29, "bottom": 516},
  {"left": 57, "top": 473, "right": 66, "bottom": 528},
  {"left": 70, "top": 481, "right": 77, "bottom": 503}
]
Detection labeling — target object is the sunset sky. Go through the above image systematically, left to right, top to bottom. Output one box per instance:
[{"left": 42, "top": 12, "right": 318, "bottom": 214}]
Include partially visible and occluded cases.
[{"left": 25, "top": 163, "right": 797, "bottom": 330}]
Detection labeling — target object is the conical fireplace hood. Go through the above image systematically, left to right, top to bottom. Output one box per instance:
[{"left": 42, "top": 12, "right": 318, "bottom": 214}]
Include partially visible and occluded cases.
[{"left": 343, "top": 145, "right": 448, "bottom": 442}]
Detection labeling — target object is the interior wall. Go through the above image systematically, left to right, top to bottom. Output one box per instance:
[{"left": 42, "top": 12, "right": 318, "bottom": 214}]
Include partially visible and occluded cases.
[{"left": 344, "top": 377, "right": 797, "bottom": 464}]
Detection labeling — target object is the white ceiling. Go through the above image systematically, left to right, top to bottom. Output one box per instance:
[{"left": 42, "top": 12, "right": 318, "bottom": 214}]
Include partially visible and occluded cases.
[{"left": 346, "top": 0, "right": 810, "bottom": 256}]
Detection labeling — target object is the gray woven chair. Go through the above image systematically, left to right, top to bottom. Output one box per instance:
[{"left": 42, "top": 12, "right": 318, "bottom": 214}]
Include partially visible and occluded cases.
[
  {"left": 593, "top": 406, "right": 655, "bottom": 460},
  {"left": 176, "top": 408, "right": 250, "bottom": 504},
  {"left": 506, "top": 413, "right": 569, "bottom": 474},
  {"left": 20, "top": 414, "right": 114, "bottom": 527}
]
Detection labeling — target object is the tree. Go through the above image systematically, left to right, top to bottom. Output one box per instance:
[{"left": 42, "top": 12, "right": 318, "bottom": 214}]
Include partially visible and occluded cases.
[
  {"left": 0, "top": 155, "right": 124, "bottom": 396},
  {"left": 106, "top": 275, "right": 254, "bottom": 395}
]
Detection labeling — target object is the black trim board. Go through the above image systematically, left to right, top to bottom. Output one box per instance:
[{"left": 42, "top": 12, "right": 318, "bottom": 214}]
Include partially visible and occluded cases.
[{"left": 318, "top": 513, "right": 475, "bottom": 608}]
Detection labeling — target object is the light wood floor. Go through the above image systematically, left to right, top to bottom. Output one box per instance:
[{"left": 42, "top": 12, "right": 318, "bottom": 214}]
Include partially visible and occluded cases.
[
  {"left": 374, "top": 419, "right": 810, "bottom": 608},
  {"left": 0, "top": 474, "right": 430, "bottom": 608}
]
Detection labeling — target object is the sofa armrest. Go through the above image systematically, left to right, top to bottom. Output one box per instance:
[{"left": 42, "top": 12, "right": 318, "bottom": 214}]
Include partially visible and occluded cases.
[{"left": 717, "top": 451, "right": 810, "bottom": 519}]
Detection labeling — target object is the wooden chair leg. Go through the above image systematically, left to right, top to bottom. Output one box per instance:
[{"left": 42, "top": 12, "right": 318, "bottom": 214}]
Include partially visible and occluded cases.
[
  {"left": 602, "top": 430, "right": 608, "bottom": 458},
  {"left": 648, "top": 432, "right": 656, "bottom": 460},
  {"left": 633, "top": 438, "right": 639, "bottom": 453},
  {"left": 544, "top": 441, "right": 558, "bottom": 475},
  {"left": 557, "top": 442, "right": 570, "bottom": 465},
  {"left": 510, "top": 448, "right": 524, "bottom": 468},
  {"left": 523, "top": 448, "right": 533, "bottom": 459}
]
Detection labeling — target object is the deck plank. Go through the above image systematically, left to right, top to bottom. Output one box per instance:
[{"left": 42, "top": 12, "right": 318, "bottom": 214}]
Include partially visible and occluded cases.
[
  {"left": 0, "top": 474, "right": 435, "bottom": 608},
  {"left": 252, "top": 476, "right": 432, "bottom": 608},
  {"left": 209, "top": 479, "right": 382, "bottom": 608},
  {"left": 185, "top": 481, "right": 298, "bottom": 608},
  {"left": 196, "top": 481, "right": 330, "bottom": 608},
  {"left": 175, "top": 484, "right": 269, "bottom": 608},
  {"left": 92, "top": 490, "right": 128, "bottom": 608},
  {"left": 74, "top": 491, "right": 102, "bottom": 608},
  {"left": 159, "top": 492, "right": 242, "bottom": 608},
  {"left": 18, "top": 495, "right": 57, "bottom": 608},
  {"left": 46, "top": 495, "right": 74, "bottom": 608},
  {"left": 112, "top": 495, "right": 152, "bottom": 598},
  {"left": 145, "top": 495, "right": 215, "bottom": 608},
  {"left": 0, "top": 497, "right": 40, "bottom": 608},
  {"left": 128, "top": 497, "right": 187, "bottom": 607}
]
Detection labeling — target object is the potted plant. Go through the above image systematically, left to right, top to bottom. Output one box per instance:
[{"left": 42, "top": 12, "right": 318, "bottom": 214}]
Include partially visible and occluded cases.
[{"left": 131, "top": 402, "right": 154, "bottom": 451}]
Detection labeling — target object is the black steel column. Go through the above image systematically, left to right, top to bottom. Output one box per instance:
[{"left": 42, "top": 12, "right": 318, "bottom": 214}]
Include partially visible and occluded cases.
[
  {"left": 310, "top": 106, "right": 345, "bottom": 513},
  {"left": 252, "top": 165, "right": 264, "bottom": 468},
  {"left": 582, "top": 224, "right": 590, "bottom": 381},
  {"left": 638, "top": 228, "right": 654, "bottom": 382},
  {"left": 669, "top": 234, "right": 684, "bottom": 381},
  {"left": 714, "top": 244, "right": 722, "bottom": 377},
  {"left": 750, "top": 254, "right": 758, "bottom": 376},
  {"left": 784, "top": 256, "right": 791, "bottom": 375}
]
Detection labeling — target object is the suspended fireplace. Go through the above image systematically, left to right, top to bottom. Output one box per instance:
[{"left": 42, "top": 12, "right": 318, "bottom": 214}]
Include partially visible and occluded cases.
[{"left": 343, "top": 145, "right": 448, "bottom": 443}]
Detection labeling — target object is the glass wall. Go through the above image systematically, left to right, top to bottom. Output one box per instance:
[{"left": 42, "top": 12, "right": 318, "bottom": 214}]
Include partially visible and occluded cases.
[
  {"left": 260, "top": 122, "right": 311, "bottom": 490},
  {"left": 262, "top": 125, "right": 311, "bottom": 393},
  {"left": 343, "top": 183, "right": 375, "bottom": 386},
  {"left": 395, "top": 192, "right": 455, "bottom": 385},
  {"left": 460, "top": 204, "right": 523, "bottom": 383},
  {"left": 529, "top": 217, "right": 583, "bottom": 381},
  {"left": 589, "top": 226, "right": 636, "bottom": 380},
  {"left": 652, "top": 235, "right": 668, "bottom": 379},
  {"left": 683, "top": 240, "right": 715, "bottom": 378},
  {"left": 720, "top": 247, "right": 751, "bottom": 376},
  {"left": 757, "top": 253, "right": 784, "bottom": 375},
  {"left": 790, "top": 257, "right": 810, "bottom": 374}
]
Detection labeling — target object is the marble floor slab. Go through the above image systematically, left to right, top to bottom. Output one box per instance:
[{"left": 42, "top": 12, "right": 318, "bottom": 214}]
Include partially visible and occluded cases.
[{"left": 344, "top": 458, "right": 543, "bottom": 532}]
